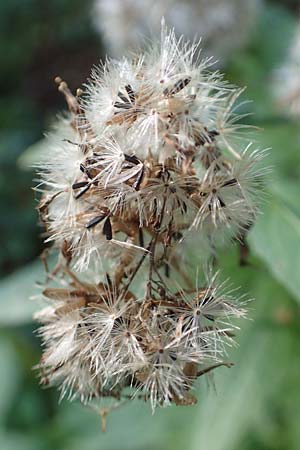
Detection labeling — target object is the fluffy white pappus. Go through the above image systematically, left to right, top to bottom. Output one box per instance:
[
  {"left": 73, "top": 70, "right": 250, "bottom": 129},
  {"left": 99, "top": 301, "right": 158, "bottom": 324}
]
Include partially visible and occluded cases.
[
  {"left": 34, "top": 18, "right": 266, "bottom": 413},
  {"left": 82, "top": 24, "right": 247, "bottom": 163},
  {"left": 83, "top": 56, "right": 145, "bottom": 136},
  {"left": 213, "top": 87, "right": 255, "bottom": 159},
  {"left": 35, "top": 116, "right": 88, "bottom": 191},
  {"left": 35, "top": 117, "right": 93, "bottom": 242},
  {"left": 86, "top": 135, "right": 145, "bottom": 189},
  {"left": 89, "top": 136, "right": 125, "bottom": 187},
  {"left": 191, "top": 144, "right": 268, "bottom": 241},
  {"left": 230, "top": 145, "right": 270, "bottom": 208},
  {"left": 130, "top": 172, "right": 197, "bottom": 228},
  {"left": 191, "top": 184, "right": 253, "bottom": 239},
  {"left": 40, "top": 185, "right": 144, "bottom": 272},
  {"left": 43, "top": 191, "right": 107, "bottom": 260},
  {"left": 51, "top": 225, "right": 141, "bottom": 274},
  {"left": 60, "top": 227, "right": 108, "bottom": 273},
  {"left": 173, "top": 271, "right": 247, "bottom": 352},
  {"left": 36, "top": 286, "right": 131, "bottom": 402},
  {"left": 80, "top": 288, "right": 141, "bottom": 382},
  {"left": 84, "top": 289, "right": 130, "bottom": 351},
  {"left": 37, "top": 306, "right": 103, "bottom": 403},
  {"left": 38, "top": 309, "right": 83, "bottom": 367},
  {"left": 102, "top": 319, "right": 147, "bottom": 385},
  {"left": 134, "top": 329, "right": 205, "bottom": 411},
  {"left": 53, "top": 357, "right": 102, "bottom": 404},
  {"left": 138, "top": 365, "right": 189, "bottom": 411}
]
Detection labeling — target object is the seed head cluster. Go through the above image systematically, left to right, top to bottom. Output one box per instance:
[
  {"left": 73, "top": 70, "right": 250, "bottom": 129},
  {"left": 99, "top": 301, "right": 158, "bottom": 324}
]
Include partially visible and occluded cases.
[{"left": 35, "top": 24, "right": 265, "bottom": 411}]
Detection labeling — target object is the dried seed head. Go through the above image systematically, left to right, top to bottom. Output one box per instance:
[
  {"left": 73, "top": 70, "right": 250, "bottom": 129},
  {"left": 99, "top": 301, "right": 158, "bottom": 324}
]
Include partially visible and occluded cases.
[{"left": 34, "top": 22, "right": 266, "bottom": 414}]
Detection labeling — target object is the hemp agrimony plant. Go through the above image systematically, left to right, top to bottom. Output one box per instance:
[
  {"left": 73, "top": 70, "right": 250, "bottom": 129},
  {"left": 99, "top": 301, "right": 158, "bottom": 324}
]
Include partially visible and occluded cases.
[{"left": 34, "top": 23, "right": 266, "bottom": 413}]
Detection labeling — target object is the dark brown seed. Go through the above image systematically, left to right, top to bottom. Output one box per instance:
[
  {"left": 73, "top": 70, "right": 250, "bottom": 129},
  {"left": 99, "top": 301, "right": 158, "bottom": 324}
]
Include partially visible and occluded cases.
[
  {"left": 164, "top": 77, "right": 191, "bottom": 96},
  {"left": 125, "top": 84, "right": 135, "bottom": 103},
  {"left": 117, "top": 90, "right": 129, "bottom": 103},
  {"left": 113, "top": 101, "right": 131, "bottom": 110},
  {"left": 124, "top": 154, "right": 140, "bottom": 165},
  {"left": 133, "top": 166, "right": 145, "bottom": 191},
  {"left": 222, "top": 178, "right": 237, "bottom": 188},
  {"left": 72, "top": 181, "right": 89, "bottom": 190},
  {"left": 74, "top": 183, "right": 91, "bottom": 199},
  {"left": 218, "top": 196, "right": 226, "bottom": 208},
  {"left": 85, "top": 214, "right": 107, "bottom": 229},
  {"left": 103, "top": 217, "right": 113, "bottom": 240},
  {"left": 139, "top": 228, "right": 144, "bottom": 248},
  {"left": 172, "top": 231, "right": 183, "bottom": 241},
  {"left": 165, "top": 263, "right": 170, "bottom": 278},
  {"left": 106, "top": 273, "right": 112, "bottom": 287},
  {"left": 202, "top": 295, "right": 213, "bottom": 306},
  {"left": 204, "top": 314, "right": 215, "bottom": 322}
]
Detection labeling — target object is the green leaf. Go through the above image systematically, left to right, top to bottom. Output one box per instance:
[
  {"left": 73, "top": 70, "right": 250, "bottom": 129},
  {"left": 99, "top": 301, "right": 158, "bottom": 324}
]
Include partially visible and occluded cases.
[
  {"left": 259, "top": 123, "right": 300, "bottom": 178},
  {"left": 17, "top": 138, "right": 47, "bottom": 171},
  {"left": 268, "top": 178, "right": 300, "bottom": 217},
  {"left": 248, "top": 197, "right": 300, "bottom": 302},
  {"left": 0, "top": 259, "right": 45, "bottom": 326},
  {"left": 189, "top": 271, "right": 300, "bottom": 450},
  {"left": 0, "top": 337, "right": 22, "bottom": 421},
  {"left": 0, "top": 431, "right": 43, "bottom": 450}
]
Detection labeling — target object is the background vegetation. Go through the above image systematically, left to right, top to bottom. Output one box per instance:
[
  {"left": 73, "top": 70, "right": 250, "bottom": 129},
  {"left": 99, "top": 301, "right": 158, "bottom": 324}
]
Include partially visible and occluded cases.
[{"left": 0, "top": 1, "right": 299, "bottom": 449}]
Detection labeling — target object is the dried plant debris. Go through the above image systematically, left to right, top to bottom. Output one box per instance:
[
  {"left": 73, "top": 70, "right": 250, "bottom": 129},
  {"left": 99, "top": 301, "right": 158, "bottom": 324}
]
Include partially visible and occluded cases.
[{"left": 34, "top": 23, "right": 267, "bottom": 414}]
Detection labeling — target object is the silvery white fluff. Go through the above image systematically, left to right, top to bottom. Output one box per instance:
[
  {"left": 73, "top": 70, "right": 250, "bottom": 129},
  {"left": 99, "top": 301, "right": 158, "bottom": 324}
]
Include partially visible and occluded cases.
[
  {"left": 94, "top": 0, "right": 261, "bottom": 63},
  {"left": 273, "top": 22, "right": 300, "bottom": 118},
  {"left": 35, "top": 23, "right": 267, "bottom": 414}
]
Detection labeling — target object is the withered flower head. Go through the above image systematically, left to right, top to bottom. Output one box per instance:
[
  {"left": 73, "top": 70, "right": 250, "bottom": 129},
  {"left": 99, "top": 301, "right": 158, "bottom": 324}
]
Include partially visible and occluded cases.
[{"left": 34, "top": 22, "right": 266, "bottom": 413}]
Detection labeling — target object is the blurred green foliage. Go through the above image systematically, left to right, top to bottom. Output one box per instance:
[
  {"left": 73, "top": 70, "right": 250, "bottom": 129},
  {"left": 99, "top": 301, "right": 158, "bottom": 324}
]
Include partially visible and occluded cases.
[
  {"left": 0, "top": 0, "right": 101, "bottom": 277},
  {"left": 0, "top": 1, "right": 300, "bottom": 449}
]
